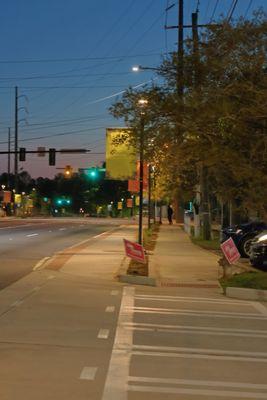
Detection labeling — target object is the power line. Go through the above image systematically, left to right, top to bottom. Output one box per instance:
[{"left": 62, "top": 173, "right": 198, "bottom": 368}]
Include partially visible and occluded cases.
[
  {"left": 204, "top": 0, "right": 211, "bottom": 20},
  {"left": 210, "top": 0, "right": 219, "bottom": 21},
  {"left": 227, "top": 0, "right": 239, "bottom": 21},
  {"left": 244, "top": 0, "right": 253, "bottom": 18},
  {"left": 0, "top": 52, "right": 162, "bottom": 65},
  {"left": 0, "top": 71, "right": 132, "bottom": 82},
  {"left": 0, "top": 126, "right": 106, "bottom": 145}
]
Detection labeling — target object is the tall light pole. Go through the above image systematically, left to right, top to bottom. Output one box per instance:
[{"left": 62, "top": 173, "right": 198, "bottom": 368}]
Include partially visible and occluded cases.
[
  {"left": 14, "top": 87, "right": 18, "bottom": 193},
  {"left": 137, "top": 98, "right": 148, "bottom": 245}
]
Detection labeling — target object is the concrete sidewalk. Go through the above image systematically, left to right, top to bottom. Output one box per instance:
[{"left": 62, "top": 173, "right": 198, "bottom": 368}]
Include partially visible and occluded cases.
[{"left": 150, "top": 224, "right": 220, "bottom": 288}]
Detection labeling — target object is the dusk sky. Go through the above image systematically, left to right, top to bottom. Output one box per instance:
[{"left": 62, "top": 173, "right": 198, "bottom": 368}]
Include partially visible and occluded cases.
[{"left": 0, "top": 0, "right": 265, "bottom": 178}]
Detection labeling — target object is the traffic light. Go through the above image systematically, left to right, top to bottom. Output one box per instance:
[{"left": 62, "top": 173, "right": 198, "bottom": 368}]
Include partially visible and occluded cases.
[
  {"left": 19, "top": 148, "right": 26, "bottom": 161},
  {"left": 49, "top": 148, "right": 56, "bottom": 166},
  {"left": 64, "top": 165, "right": 73, "bottom": 178},
  {"left": 86, "top": 167, "right": 99, "bottom": 179},
  {"left": 55, "top": 197, "right": 71, "bottom": 206}
]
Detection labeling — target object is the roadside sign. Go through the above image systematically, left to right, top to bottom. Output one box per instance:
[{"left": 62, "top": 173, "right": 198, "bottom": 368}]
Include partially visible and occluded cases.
[
  {"left": 14, "top": 194, "right": 22, "bottom": 204},
  {"left": 127, "top": 198, "right": 133, "bottom": 208},
  {"left": 117, "top": 202, "right": 123, "bottom": 210},
  {"left": 220, "top": 237, "right": 240, "bottom": 264},
  {"left": 123, "top": 239, "right": 146, "bottom": 264}
]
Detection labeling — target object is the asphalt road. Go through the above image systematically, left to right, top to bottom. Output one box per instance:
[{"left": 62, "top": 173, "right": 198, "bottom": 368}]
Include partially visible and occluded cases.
[{"left": 0, "top": 217, "right": 122, "bottom": 290}]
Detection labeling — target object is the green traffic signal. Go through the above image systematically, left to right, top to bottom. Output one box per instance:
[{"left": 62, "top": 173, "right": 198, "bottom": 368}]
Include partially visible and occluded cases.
[
  {"left": 86, "top": 168, "right": 98, "bottom": 179},
  {"left": 55, "top": 198, "right": 71, "bottom": 206}
]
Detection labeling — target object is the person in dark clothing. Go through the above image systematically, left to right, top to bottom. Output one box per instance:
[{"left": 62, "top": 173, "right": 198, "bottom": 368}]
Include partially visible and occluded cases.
[{"left": 167, "top": 204, "right": 173, "bottom": 225}]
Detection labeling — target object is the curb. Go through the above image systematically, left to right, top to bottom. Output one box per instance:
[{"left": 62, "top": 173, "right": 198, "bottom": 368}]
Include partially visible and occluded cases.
[
  {"left": 116, "top": 256, "right": 157, "bottom": 286},
  {"left": 119, "top": 274, "right": 156, "bottom": 286},
  {"left": 225, "top": 286, "right": 267, "bottom": 301}
]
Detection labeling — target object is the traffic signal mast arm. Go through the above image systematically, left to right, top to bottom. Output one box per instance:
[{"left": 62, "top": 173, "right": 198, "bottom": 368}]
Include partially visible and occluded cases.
[{"left": 0, "top": 148, "right": 90, "bottom": 166}]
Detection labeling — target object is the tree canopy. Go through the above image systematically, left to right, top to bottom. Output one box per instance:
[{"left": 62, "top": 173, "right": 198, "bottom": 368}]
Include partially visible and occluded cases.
[{"left": 110, "top": 12, "right": 267, "bottom": 219}]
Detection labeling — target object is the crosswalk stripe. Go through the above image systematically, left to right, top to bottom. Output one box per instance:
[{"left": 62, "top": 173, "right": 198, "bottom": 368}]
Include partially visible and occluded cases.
[{"left": 128, "top": 384, "right": 267, "bottom": 398}]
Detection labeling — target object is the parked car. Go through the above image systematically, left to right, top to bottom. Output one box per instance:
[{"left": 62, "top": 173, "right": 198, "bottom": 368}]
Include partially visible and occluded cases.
[
  {"left": 221, "top": 221, "right": 267, "bottom": 258},
  {"left": 250, "top": 231, "right": 267, "bottom": 268}
]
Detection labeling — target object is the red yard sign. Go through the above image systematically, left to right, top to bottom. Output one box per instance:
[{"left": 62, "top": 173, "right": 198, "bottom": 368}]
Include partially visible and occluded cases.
[
  {"left": 220, "top": 237, "right": 241, "bottom": 264},
  {"left": 123, "top": 239, "right": 146, "bottom": 264}
]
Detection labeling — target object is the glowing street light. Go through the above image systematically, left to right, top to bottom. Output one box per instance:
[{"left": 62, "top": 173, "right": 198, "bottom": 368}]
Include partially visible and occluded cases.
[{"left": 132, "top": 65, "right": 159, "bottom": 72}]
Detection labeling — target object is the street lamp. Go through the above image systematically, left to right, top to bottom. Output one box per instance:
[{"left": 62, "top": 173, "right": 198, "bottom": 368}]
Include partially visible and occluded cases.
[
  {"left": 132, "top": 65, "right": 159, "bottom": 72},
  {"left": 137, "top": 98, "right": 148, "bottom": 245}
]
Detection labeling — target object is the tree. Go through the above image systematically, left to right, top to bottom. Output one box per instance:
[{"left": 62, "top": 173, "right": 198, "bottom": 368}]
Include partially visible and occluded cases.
[{"left": 110, "top": 12, "right": 267, "bottom": 224}]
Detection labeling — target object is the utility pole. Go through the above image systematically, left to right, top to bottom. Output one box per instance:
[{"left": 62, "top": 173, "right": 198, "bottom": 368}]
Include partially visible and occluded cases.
[
  {"left": 177, "top": 0, "right": 184, "bottom": 97},
  {"left": 165, "top": 3, "right": 215, "bottom": 226},
  {"left": 192, "top": 11, "right": 211, "bottom": 240},
  {"left": 14, "top": 86, "right": 18, "bottom": 193},
  {"left": 7, "top": 128, "right": 11, "bottom": 188},
  {"left": 148, "top": 164, "right": 152, "bottom": 230}
]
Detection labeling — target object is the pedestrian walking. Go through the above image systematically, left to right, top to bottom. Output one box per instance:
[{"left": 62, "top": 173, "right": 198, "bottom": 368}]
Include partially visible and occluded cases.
[{"left": 167, "top": 204, "right": 173, "bottom": 225}]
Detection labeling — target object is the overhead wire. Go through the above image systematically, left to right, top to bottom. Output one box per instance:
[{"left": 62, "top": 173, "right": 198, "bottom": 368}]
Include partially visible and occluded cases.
[
  {"left": 21, "top": 0, "right": 137, "bottom": 114},
  {"left": 45, "top": 0, "right": 160, "bottom": 119},
  {"left": 204, "top": 0, "right": 211, "bottom": 20},
  {"left": 210, "top": 0, "right": 220, "bottom": 21},
  {"left": 227, "top": 0, "right": 239, "bottom": 21},
  {"left": 244, "top": 0, "right": 253, "bottom": 18},
  {"left": 0, "top": 52, "right": 162, "bottom": 65},
  {"left": 0, "top": 126, "right": 107, "bottom": 145}
]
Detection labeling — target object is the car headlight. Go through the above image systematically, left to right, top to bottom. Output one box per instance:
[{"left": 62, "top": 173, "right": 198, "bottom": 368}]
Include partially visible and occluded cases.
[{"left": 258, "top": 234, "right": 267, "bottom": 242}]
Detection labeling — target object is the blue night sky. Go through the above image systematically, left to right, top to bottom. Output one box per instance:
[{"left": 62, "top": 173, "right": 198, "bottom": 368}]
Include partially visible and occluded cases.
[{"left": 0, "top": 0, "right": 265, "bottom": 178}]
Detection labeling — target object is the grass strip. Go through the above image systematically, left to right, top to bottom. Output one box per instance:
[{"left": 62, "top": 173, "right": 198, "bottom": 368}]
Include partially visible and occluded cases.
[{"left": 220, "top": 271, "right": 267, "bottom": 290}]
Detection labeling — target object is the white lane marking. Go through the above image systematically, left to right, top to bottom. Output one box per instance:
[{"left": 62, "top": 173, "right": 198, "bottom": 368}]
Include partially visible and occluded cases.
[
  {"left": 0, "top": 223, "right": 36, "bottom": 230},
  {"left": 59, "top": 228, "right": 66, "bottom": 231},
  {"left": 49, "top": 230, "right": 53, "bottom": 232},
  {"left": 63, "top": 230, "right": 110, "bottom": 251},
  {"left": 93, "top": 232, "right": 108, "bottom": 239},
  {"left": 26, "top": 233, "right": 39, "bottom": 237},
  {"left": 9, "top": 238, "right": 13, "bottom": 241},
  {"left": 33, "top": 257, "right": 50, "bottom": 271},
  {"left": 102, "top": 286, "right": 135, "bottom": 400},
  {"left": 111, "top": 290, "right": 119, "bottom": 296},
  {"left": 134, "top": 294, "right": 251, "bottom": 304},
  {"left": 135, "top": 295, "right": 252, "bottom": 306},
  {"left": 11, "top": 300, "right": 23, "bottom": 307},
  {"left": 252, "top": 302, "right": 267, "bottom": 316},
  {"left": 105, "top": 306, "right": 115, "bottom": 313},
  {"left": 128, "top": 307, "right": 267, "bottom": 320},
  {"left": 123, "top": 322, "right": 267, "bottom": 336},
  {"left": 98, "top": 329, "right": 110, "bottom": 339},
  {"left": 132, "top": 344, "right": 267, "bottom": 359},
  {"left": 79, "top": 367, "right": 98, "bottom": 380},
  {"left": 129, "top": 376, "right": 267, "bottom": 390},
  {"left": 128, "top": 385, "right": 267, "bottom": 398}
]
